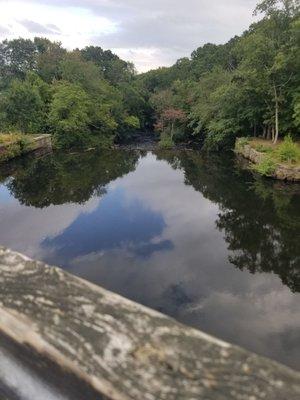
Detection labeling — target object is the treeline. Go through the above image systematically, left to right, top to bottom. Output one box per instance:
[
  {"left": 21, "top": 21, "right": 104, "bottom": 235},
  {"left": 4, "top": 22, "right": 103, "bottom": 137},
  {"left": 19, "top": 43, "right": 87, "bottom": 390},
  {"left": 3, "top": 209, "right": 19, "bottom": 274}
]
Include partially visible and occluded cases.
[
  {"left": 0, "top": 0, "right": 299, "bottom": 150},
  {"left": 138, "top": 0, "right": 300, "bottom": 149},
  {"left": 0, "top": 38, "right": 149, "bottom": 148}
]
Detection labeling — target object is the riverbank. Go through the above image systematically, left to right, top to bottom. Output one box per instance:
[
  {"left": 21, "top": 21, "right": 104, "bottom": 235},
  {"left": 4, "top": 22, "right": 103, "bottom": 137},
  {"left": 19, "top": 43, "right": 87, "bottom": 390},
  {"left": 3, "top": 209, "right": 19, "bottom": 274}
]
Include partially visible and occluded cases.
[
  {"left": 0, "top": 133, "right": 52, "bottom": 163},
  {"left": 235, "top": 138, "right": 300, "bottom": 182}
]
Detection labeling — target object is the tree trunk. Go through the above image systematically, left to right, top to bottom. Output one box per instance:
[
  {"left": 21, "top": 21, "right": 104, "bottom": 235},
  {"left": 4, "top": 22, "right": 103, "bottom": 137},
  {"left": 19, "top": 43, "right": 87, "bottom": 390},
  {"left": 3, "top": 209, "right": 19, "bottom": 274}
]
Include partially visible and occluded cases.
[
  {"left": 273, "top": 85, "right": 279, "bottom": 144},
  {"left": 170, "top": 122, "right": 174, "bottom": 140},
  {"left": 253, "top": 124, "right": 257, "bottom": 137},
  {"left": 263, "top": 126, "right": 266, "bottom": 139},
  {"left": 267, "top": 126, "right": 271, "bottom": 140},
  {"left": 272, "top": 126, "right": 275, "bottom": 142}
]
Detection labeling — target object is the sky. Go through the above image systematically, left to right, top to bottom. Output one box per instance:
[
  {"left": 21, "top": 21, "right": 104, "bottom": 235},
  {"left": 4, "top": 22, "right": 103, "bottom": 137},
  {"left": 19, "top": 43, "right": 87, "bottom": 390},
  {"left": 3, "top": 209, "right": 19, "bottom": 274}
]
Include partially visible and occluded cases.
[{"left": 0, "top": 0, "right": 258, "bottom": 72}]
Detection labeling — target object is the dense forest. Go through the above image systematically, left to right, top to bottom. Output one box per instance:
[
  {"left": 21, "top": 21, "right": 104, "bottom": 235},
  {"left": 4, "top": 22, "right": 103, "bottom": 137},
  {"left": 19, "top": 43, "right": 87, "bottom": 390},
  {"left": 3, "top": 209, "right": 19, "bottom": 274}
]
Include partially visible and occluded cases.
[{"left": 0, "top": 0, "right": 299, "bottom": 150}]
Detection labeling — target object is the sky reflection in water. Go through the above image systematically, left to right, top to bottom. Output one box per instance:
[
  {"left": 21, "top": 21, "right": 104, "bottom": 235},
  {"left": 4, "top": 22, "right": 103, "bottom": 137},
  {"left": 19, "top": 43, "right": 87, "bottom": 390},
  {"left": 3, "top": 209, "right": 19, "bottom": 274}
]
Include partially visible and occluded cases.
[{"left": 0, "top": 150, "right": 299, "bottom": 370}]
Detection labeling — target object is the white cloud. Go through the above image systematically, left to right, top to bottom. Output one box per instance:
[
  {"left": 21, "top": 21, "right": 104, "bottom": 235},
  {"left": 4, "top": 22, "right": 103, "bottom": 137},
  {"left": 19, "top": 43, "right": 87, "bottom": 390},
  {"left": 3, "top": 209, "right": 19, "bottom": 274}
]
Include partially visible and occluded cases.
[
  {"left": 0, "top": 0, "right": 259, "bottom": 71},
  {"left": 0, "top": 1, "right": 116, "bottom": 50},
  {"left": 0, "top": 188, "right": 100, "bottom": 259}
]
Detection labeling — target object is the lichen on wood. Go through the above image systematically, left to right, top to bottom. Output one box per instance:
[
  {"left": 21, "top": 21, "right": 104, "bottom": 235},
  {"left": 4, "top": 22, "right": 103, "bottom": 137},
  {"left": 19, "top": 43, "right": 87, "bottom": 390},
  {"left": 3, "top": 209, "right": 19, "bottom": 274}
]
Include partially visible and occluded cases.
[{"left": 0, "top": 247, "right": 299, "bottom": 400}]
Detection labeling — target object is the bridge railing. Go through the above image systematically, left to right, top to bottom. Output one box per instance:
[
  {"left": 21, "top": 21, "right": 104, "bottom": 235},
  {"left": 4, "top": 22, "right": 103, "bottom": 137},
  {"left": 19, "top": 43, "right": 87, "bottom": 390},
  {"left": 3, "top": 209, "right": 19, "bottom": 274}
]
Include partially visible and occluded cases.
[{"left": 0, "top": 247, "right": 299, "bottom": 400}]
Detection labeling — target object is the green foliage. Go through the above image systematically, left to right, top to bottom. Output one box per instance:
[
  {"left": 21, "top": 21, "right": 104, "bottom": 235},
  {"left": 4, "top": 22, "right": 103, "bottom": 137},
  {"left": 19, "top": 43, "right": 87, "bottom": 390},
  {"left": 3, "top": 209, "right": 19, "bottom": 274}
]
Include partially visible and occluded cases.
[
  {"left": 0, "top": 0, "right": 299, "bottom": 151},
  {"left": 138, "top": 0, "right": 300, "bottom": 149},
  {"left": 34, "top": 37, "right": 66, "bottom": 83},
  {"left": 0, "top": 38, "right": 145, "bottom": 150},
  {"left": 0, "top": 38, "right": 37, "bottom": 84},
  {"left": 80, "top": 46, "right": 135, "bottom": 85},
  {"left": 60, "top": 52, "right": 103, "bottom": 93},
  {"left": 0, "top": 73, "right": 46, "bottom": 133},
  {"left": 48, "top": 82, "right": 90, "bottom": 148},
  {"left": 293, "top": 93, "right": 300, "bottom": 128},
  {"left": 124, "top": 115, "right": 140, "bottom": 129},
  {"left": 203, "top": 131, "right": 236, "bottom": 151},
  {"left": 0, "top": 133, "right": 35, "bottom": 162},
  {"left": 159, "top": 134, "right": 174, "bottom": 149},
  {"left": 276, "top": 134, "right": 300, "bottom": 163},
  {"left": 18, "top": 135, "right": 32, "bottom": 152},
  {"left": 0, "top": 142, "right": 22, "bottom": 162},
  {"left": 254, "top": 144, "right": 273, "bottom": 153},
  {"left": 253, "top": 156, "right": 277, "bottom": 176}
]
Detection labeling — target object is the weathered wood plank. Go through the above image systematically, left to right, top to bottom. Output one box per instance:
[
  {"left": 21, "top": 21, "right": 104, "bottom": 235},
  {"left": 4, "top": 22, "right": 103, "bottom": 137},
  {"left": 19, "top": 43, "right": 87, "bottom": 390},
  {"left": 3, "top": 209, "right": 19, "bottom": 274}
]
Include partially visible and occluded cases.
[{"left": 0, "top": 247, "right": 299, "bottom": 400}]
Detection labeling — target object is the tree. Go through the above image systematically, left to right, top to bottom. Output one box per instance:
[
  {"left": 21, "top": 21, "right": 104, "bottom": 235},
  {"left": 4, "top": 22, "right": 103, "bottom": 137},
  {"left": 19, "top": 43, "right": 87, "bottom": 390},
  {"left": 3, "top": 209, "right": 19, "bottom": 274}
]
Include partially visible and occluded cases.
[
  {"left": 0, "top": 0, "right": 299, "bottom": 151},
  {"left": 139, "top": 0, "right": 299, "bottom": 149},
  {"left": 250, "top": 0, "right": 300, "bottom": 142},
  {"left": 254, "top": 0, "right": 299, "bottom": 17},
  {"left": 34, "top": 37, "right": 66, "bottom": 83},
  {"left": 0, "top": 38, "right": 37, "bottom": 85},
  {"left": 81, "top": 46, "right": 135, "bottom": 85},
  {"left": 60, "top": 52, "right": 103, "bottom": 93},
  {"left": 0, "top": 72, "right": 47, "bottom": 133},
  {"left": 48, "top": 82, "right": 91, "bottom": 147},
  {"left": 293, "top": 93, "right": 300, "bottom": 128},
  {"left": 155, "top": 108, "right": 187, "bottom": 139}
]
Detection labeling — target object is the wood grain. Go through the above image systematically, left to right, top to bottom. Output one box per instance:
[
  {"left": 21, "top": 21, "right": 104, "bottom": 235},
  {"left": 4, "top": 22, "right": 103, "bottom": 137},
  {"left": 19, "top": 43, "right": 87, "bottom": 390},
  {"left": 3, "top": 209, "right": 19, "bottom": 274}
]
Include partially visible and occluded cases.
[{"left": 0, "top": 247, "right": 299, "bottom": 400}]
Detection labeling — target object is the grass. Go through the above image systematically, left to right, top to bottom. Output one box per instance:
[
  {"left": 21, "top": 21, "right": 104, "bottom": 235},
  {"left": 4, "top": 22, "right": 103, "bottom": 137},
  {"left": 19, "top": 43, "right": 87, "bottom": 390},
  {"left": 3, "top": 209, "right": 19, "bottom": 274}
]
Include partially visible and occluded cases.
[
  {"left": 0, "top": 132, "right": 36, "bottom": 162},
  {"left": 0, "top": 132, "right": 43, "bottom": 145},
  {"left": 0, "top": 133, "right": 24, "bottom": 145},
  {"left": 275, "top": 135, "right": 300, "bottom": 164},
  {"left": 238, "top": 136, "right": 300, "bottom": 177},
  {"left": 250, "top": 137, "right": 300, "bottom": 161},
  {"left": 252, "top": 156, "right": 277, "bottom": 176}
]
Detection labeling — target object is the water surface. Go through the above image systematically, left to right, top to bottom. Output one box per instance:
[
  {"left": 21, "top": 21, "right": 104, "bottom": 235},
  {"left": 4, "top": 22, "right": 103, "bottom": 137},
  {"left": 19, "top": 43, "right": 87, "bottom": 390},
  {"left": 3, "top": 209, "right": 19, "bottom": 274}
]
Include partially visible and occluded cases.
[{"left": 0, "top": 149, "right": 299, "bottom": 369}]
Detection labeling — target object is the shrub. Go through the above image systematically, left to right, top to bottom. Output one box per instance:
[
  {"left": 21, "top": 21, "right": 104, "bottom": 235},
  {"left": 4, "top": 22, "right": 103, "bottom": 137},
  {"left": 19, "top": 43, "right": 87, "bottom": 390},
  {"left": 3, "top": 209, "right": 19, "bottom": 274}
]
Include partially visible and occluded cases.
[
  {"left": 124, "top": 115, "right": 140, "bottom": 130},
  {"left": 204, "top": 131, "right": 235, "bottom": 151},
  {"left": 159, "top": 134, "right": 174, "bottom": 149},
  {"left": 276, "top": 135, "right": 300, "bottom": 164},
  {"left": 18, "top": 136, "right": 32, "bottom": 152},
  {"left": 253, "top": 156, "right": 276, "bottom": 176}
]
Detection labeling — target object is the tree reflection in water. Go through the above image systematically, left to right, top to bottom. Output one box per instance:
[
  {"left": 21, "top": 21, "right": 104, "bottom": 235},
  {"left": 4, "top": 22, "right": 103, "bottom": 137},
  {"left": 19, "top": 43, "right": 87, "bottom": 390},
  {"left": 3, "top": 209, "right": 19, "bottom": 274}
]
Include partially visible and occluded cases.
[
  {"left": 4, "top": 149, "right": 140, "bottom": 207},
  {"left": 156, "top": 150, "right": 300, "bottom": 293}
]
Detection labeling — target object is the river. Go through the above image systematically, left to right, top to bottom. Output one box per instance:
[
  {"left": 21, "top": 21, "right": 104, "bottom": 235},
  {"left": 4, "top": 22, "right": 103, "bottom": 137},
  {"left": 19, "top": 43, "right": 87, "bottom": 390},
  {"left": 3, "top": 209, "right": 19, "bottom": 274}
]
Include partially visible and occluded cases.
[{"left": 0, "top": 149, "right": 299, "bottom": 369}]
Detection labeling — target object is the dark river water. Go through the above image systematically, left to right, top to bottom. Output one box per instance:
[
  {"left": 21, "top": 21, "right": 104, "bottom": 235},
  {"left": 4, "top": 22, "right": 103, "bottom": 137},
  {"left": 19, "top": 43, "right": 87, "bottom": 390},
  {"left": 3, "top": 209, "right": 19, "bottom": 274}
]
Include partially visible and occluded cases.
[{"left": 0, "top": 149, "right": 299, "bottom": 370}]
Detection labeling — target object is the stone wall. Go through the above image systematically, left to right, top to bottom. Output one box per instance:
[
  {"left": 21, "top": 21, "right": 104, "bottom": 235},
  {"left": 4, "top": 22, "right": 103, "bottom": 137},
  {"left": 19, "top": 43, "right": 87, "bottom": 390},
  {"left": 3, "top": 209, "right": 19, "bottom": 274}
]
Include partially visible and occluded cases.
[{"left": 235, "top": 140, "right": 300, "bottom": 181}]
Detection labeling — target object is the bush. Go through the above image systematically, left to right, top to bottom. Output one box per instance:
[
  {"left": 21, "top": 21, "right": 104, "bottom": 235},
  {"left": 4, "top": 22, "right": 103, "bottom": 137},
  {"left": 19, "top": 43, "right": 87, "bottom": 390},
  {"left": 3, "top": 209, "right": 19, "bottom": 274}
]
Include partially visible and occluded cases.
[
  {"left": 124, "top": 115, "right": 140, "bottom": 130},
  {"left": 204, "top": 131, "right": 236, "bottom": 151},
  {"left": 159, "top": 134, "right": 174, "bottom": 149},
  {"left": 276, "top": 135, "right": 300, "bottom": 164},
  {"left": 18, "top": 136, "right": 32, "bottom": 152},
  {"left": 253, "top": 156, "right": 276, "bottom": 176}
]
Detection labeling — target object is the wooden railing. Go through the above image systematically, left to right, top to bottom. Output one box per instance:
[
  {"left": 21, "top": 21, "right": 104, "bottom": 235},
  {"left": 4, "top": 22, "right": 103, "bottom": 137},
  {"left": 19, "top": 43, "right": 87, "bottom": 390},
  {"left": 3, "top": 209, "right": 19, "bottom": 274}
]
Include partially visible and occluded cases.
[{"left": 0, "top": 247, "right": 299, "bottom": 400}]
